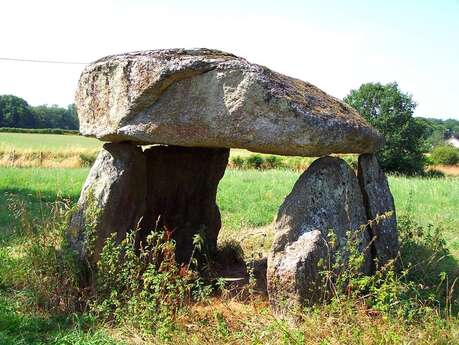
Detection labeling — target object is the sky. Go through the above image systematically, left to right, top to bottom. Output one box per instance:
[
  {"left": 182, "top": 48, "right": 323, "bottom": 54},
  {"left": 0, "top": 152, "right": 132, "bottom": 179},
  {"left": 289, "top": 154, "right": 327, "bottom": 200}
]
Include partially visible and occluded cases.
[{"left": 0, "top": 0, "right": 458, "bottom": 119}]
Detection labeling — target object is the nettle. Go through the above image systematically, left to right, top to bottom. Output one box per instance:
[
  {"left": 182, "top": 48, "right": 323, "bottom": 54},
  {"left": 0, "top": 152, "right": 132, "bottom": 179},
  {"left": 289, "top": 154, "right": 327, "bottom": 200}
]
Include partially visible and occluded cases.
[
  {"left": 316, "top": 213, "right": 457, "bottom": 321},
  {"left": 91, "top": 228, "right": 212, "bottom": 336}
]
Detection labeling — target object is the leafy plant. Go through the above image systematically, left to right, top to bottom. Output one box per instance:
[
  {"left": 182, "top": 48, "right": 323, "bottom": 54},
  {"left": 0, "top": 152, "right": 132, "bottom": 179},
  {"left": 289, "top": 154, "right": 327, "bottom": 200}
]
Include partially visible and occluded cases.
[
  {"left": 430, "top": 145, "right": 459, "bottom": 165},
  {"left": 246, "top": 154, "right": 264, "bottom": 169},
  {"left": 318, "top": 213, "right": 458, "bottom": 321},
  {"left": 92, "top": 228, "right": 212, "bottom": 336}
]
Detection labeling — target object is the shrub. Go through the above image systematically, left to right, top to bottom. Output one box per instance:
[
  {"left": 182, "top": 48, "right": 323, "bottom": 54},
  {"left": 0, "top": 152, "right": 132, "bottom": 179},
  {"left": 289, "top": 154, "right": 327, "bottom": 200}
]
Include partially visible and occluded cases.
[
  {"left": 430, "top": 145, "right": 459, "bottom": 165},
  {"left": 246, "top": 154, "right": 264, "bottom": 169},
  {"left": 230, "top": 155, "right": 244, "bottom": 169},
  {"left": 264, "top": 155, "right": 284, "bottom": 169},
  {"left": 341, "top": 155, "right": 358, "bottom": 170},
  {"left": 424, "top": 169, "right": 445, "bottom": 178}
]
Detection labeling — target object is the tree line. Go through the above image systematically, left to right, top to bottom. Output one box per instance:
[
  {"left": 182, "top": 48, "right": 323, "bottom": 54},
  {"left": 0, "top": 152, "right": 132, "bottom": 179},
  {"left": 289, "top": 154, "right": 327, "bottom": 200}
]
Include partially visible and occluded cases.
[{"left": 0, "top": 95, "right": 78, "bottom": 130}]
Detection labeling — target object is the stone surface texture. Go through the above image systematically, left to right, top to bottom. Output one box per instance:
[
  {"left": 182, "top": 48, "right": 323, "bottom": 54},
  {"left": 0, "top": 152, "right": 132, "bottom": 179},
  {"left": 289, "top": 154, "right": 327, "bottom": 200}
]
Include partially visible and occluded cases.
[
  {"left": 76, "top": 48, "right": 383, "bottom": 157},
  {"left": 68, "top": 143, "right": 147, "bottom": 264},
  {"left": 138, "top": 146, "right": 229, "bottom": 263},
  {"left": 358, "top": 154, "right": 398, "bottom": 265},
  {"left": 267, "top": 156, "right": 372, "bottom": 314}
]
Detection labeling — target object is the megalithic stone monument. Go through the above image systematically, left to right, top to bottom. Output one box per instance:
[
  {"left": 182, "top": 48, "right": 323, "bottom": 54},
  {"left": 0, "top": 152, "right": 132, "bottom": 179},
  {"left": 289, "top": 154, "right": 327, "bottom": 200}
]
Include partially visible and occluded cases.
[{"left": 68, "top": 48, "right": 397, "bottom": 314}]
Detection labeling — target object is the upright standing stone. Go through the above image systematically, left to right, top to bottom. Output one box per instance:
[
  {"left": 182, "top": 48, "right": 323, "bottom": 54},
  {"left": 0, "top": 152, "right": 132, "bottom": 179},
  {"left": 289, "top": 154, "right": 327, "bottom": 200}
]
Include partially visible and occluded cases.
[
  {"left": 68, "top": 143, "right": 147, "bottom": 266},
  {"left": 139, "top": 146, "right": 229, "bottom": 263},
  {"left": 358, "top": 154, "right": 398, "bottom": 266},
  {"left": 267, "top": 156, "right": 371, "bottom": 315}
]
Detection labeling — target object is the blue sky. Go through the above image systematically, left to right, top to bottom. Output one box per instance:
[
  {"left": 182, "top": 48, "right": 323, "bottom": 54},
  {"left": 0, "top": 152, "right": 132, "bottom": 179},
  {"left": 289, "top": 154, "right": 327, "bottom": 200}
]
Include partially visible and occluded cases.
[{"left": 0, "top": 0, "right": 457, "bottom": 119}]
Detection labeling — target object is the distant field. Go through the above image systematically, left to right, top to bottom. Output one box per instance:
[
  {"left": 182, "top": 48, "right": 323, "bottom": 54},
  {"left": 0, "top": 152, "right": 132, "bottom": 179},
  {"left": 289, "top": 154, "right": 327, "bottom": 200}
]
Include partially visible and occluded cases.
[{"left": 0, "top": 132, "right": 101, "bottom": 151}]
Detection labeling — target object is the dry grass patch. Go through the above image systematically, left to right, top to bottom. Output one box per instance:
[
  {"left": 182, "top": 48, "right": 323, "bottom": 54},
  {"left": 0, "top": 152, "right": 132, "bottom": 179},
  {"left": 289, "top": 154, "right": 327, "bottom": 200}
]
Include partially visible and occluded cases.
[
  {"left": 0, "top": 148, "right": 98, "bottom": 168},
  {"left": 429, "top": 164, "right": 459, "bottom": 176}
]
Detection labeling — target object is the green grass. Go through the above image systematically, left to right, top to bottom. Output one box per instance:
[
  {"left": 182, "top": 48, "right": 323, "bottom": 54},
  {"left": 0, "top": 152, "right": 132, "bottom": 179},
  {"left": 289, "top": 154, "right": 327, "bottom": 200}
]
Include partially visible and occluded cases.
[
  {"left": 0, "top": 133, "right": 101, "bottom": 152},
  {"left": 0, "top": 167, "right": 458, "bottom": 343},
  {"left": 0, "top": 167, "right": 457, "bottom": 254},
  {"left": 0, "top": 168, "right": 88, "bottom": 236},
  {"left": 0, "top": 168, "right": 457, "bottom": 240},
  {"left": 390, "top": 176, "right": 459, "bottom": 255},
  {"left": 0, "top": 295, "right": 118, "bottom": 344}
]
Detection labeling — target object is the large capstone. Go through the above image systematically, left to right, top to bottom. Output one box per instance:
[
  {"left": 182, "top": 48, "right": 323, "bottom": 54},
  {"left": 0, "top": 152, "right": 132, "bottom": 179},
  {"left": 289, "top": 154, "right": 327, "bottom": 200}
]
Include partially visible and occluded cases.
[
  {"left": 76, "top": 48, "right": 383, "bottom": 157},
  {"left": 68, "top": 143, "right": 147, "bottom": 265},
  {"left": 139, "top": 146, "right": 229, "bottom": 263},
  {"left": 358, "top": 154, "right": 398, "bottom": 266},
  {"left": 267, "top": 156, "right": 371, "bottom": 315}
]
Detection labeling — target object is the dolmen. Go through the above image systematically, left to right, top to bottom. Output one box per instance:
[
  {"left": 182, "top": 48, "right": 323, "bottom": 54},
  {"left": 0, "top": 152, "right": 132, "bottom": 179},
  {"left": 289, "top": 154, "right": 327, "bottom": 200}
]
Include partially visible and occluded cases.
[{"left": 68, "top": 48, "right": 398, "bottom": 316}]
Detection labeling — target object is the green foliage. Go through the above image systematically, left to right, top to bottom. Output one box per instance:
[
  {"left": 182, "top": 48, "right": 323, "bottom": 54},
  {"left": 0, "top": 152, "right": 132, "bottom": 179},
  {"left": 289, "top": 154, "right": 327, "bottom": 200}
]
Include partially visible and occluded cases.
[
  {"left": 344, "top": 82, "right": 428, "bottom": 175},
  {"left": 0, "top": 95, "right": 78, "bottom": 130},
  {"left": 0, "top": 95, "right": 35, "bottom": 128},
  {"left": 430, "top": 145, "right": 459, "bottom": 165},
  {"left": 231, "top": 154, "right": 284, "bottom": 169},
  {"left": 246, "top": 154, "right": 264, "bottom": 169},
  {"left": 230, "top": 155, "right": 244, "bottom": 168},
  {"left": 3, "top": 196, "right": 83, "bottom": 314},
  {"left": 319, "top": 213, "right": 458, "bottom": 321},
  {"left": 92, "top": 230, "right": 210, "bottom": 336}
]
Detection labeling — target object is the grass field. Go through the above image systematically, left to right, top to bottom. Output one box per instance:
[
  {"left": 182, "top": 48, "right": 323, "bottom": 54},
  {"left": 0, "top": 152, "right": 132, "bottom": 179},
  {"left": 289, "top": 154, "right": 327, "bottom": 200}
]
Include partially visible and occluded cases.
[
  {"left": 0, "top": 132, "right": 101, "bottom": 152},
  {"left": 1, "top": 133, "right": 459, "bottom": 344},
  {"left": 0, "top": 167, "right": 458, "bottom": 344},
  {"left": 1, "top": 167, "right": 458, "bottom": 254}
]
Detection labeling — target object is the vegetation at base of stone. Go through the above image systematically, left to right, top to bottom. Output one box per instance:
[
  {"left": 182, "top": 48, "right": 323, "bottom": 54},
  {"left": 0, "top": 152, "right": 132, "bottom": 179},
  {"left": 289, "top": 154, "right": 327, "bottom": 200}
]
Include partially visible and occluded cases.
[
  {"left": 344, "top": 82, "right": 429, "bottom": 175},
  {"left": 0, "top": 95, "right": 79, "bottom": 130},
  {"left": 429, "top": 145, "right": 459, "bottom": 166},
  {"left": 0, "top": 168, "right": 457, "bottom": 344},
  {"left": 0, "top": 191, "right": 458, "bottom": 343},
  {"left": 0, "top": 194, "right": 215, "bottom": 339},
  {"left": 0, "top": 195, "right": 84, "bottom": 315},
  {"left": 317, "top": 213, "right": 458, "bottom": 321},
  {"left": 93, "top": 230, "right": 212, "bottom": 337}
]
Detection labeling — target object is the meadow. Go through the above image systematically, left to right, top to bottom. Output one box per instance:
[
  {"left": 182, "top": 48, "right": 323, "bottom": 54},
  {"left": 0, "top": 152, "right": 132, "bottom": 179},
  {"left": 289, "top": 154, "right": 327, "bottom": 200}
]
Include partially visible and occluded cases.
[{"left": 0, "top": 133, "right": 459, "bottom": 344}]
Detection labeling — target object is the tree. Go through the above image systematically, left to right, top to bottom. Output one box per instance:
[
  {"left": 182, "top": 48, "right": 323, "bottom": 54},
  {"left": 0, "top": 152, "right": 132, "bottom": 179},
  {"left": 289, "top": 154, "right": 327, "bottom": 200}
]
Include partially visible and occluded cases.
[
  {"left": 344, "top": 82, "right": 428, "bottom": 175},
  {"left": 0, "top": 95, "right": 36, "bottom": 128}
]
